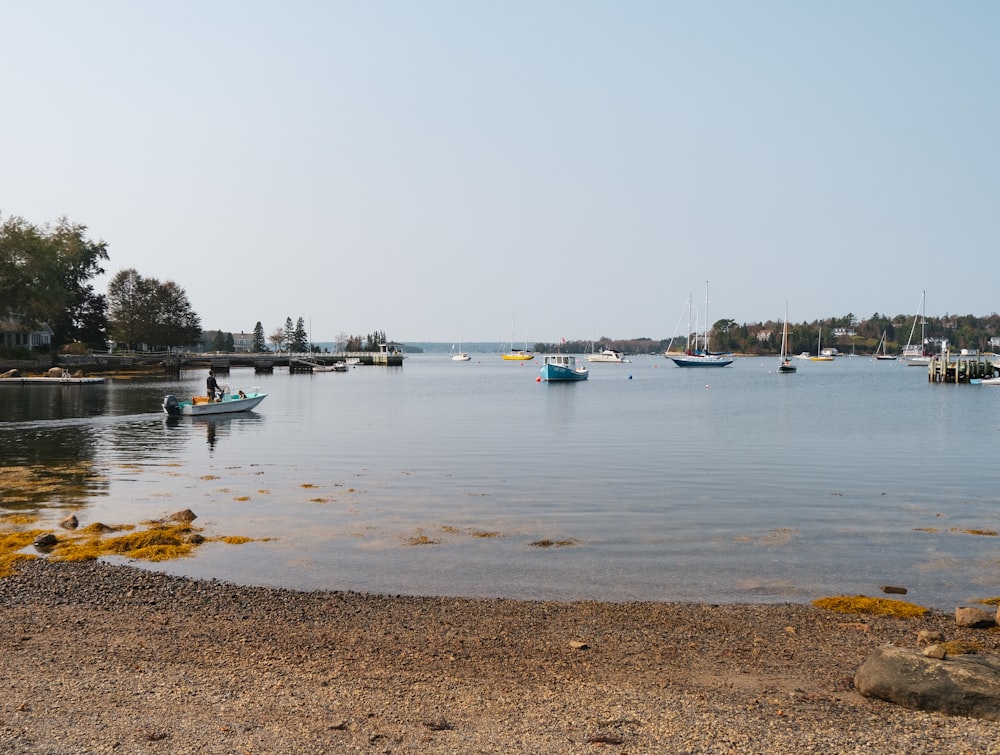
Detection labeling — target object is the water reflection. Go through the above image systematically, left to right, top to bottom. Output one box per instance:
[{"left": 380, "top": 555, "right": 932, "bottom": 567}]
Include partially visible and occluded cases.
[{"left": 164, "top": 412, "right": 266, "bottom": 452}]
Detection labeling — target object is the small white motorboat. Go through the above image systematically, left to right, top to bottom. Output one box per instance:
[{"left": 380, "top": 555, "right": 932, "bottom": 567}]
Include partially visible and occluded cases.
[{"left": 163, "top": 389, "right": 266, "bottom": 416}]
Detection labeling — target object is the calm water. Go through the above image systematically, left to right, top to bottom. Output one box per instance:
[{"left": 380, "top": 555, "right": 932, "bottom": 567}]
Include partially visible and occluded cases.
[{"left": 3, "top": 354, "right": 1000, "bottom": 609}]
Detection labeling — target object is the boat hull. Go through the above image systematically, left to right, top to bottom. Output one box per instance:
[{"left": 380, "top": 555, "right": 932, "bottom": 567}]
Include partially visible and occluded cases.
[
  {"left": 502, "top": 352, "right": 534, "bottom": 361},
  {"left": 668, "top": 354, "right": 734, "bottom": 367},
  {"left": 540, "top": 365, "right": 588, "bottom": 381},
  {"left": 163, "top": 393, "right": 266, "bottom": 416}
]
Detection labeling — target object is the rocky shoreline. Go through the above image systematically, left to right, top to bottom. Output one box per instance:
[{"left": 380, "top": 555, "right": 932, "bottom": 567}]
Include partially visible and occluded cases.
[{"left": 2, "top": 560, "right": 999, "bottom": 753}]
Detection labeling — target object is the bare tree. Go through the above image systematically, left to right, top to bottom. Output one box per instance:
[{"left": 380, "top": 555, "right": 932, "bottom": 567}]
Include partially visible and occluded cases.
[{"left": 268, "top": 327, "right": 285, "bottom": 353}]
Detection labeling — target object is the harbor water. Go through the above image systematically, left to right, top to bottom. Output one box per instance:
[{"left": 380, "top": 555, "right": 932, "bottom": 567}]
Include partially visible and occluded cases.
[{"left": 2, "top": 353, "right": 1000, "bottom": 609}]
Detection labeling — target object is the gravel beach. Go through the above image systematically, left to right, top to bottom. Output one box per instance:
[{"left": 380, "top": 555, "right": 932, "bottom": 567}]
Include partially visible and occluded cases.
[{"left": 1, "top": 560, "right": 999, "bottom": 754}]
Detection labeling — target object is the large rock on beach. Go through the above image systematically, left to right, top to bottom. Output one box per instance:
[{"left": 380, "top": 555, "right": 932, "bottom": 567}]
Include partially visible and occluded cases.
[
  {"left": 956, "top": 606, "right": 995, "bottom": 627},
  {"left": 855, "top": 645, "right": 1000, "bottom": 721}
]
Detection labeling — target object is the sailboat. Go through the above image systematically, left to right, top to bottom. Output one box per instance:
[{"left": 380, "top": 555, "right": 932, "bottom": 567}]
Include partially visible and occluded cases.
[
  {"left": 667, "top": 282, "right": 734, "bottom": 368},
  {"left": 902, "top": 290, "right": 930, "bottom": 366},
  {"left": 778, "top": 303, "right": 796, "bottom": 373},
  {"left": 501, "top": 319, "right": 534, "bottom": 361},
  {"left": 799, "top": 327, "right": 834, "bottom": 361},
  {"left": 873, "top": 330, "right": 897, "bottom": 361},
  {"left": 451, "top": 337, "right": 471, "bottom": 361}
]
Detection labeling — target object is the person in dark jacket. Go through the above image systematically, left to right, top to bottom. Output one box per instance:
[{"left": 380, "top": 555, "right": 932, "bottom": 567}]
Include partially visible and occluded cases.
[{"left": 206, "top": 370, "right": 221, "bottom": 401}]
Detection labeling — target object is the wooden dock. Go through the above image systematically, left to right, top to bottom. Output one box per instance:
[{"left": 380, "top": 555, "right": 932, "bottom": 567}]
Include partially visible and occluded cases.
[{"left": 928, "top": 351, "right": 1000, "bottom": 383}]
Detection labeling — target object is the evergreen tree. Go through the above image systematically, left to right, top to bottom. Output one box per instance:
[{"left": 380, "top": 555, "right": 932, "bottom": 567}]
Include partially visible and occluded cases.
[
  {"left": 292, "top": 316, "right": 309, "bottom": 352},
  {"left": 252, "top": 321, "right": 266, "bottom": 353}
]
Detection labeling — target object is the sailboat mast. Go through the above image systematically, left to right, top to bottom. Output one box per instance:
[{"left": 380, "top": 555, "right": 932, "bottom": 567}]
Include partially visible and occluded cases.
[
  {"left": 704, "top": 281, "right": 710, "bottom": 353},
  {"left": 920, "top": 290, "right": 926, "bottom": 348}
]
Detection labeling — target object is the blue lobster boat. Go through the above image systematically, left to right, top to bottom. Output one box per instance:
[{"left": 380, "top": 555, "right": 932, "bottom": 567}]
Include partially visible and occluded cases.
[{"left": 539, "top": 355, "right": 589, "bottom": 382}]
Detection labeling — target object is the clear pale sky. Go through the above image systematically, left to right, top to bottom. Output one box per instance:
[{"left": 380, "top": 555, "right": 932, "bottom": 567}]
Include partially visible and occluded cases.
[{"left": 2, "top": 2, "right": 997, "bottom": 342}]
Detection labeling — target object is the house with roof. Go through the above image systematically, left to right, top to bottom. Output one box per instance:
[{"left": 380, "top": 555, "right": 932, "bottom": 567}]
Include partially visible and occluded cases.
[{"left": 1, "top": 320, "right": 53, "bottom": 350}]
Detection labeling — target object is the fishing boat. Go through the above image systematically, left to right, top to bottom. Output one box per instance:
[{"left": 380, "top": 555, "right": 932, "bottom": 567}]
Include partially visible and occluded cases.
[
  {"left": 667, "top": 282, "right": 734, "bottom": 368},
  {"left": 902, "top": 290, "right": 931, "bottom": 366},
  {"left": 778, "top": 303, "right": 796, "bottom": 374},
  {"left": 501, "top": 319, "right": 534, "bottom": 361},
  {"left": 873, "top": 331, "right": 897, "bottom": 361},
  {"left": 586, "top": 347, "right": 630, "bottom": 363},
  {"left": 539, "top": 355, "right": 589, "bottom": 381},
  {"left": 163, "top": 389, "right": 266, "bottom": 416}
]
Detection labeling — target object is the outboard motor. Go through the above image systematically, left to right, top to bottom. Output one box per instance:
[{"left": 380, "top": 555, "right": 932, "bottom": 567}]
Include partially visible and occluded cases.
[{"left": 163, "top": 395, "right": 180, "bottom": 416}]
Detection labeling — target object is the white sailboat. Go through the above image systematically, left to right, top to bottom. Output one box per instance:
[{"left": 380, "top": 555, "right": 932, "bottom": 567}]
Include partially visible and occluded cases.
[
  {"left": 902, "top": 290, "right": 930, "bottom": 366},
  {"left": 778, "top": 303, "right": 796, "bottom": 373},
  {"left": 451, "top": 337, "right": 470, "bottom": 361}
]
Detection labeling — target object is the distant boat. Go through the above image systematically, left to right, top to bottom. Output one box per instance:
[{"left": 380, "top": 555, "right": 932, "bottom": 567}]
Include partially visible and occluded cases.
[
  {"left": 667, "top": 282, "right": 734, "bottom": 368},
  {"left": 902, "top": 290, "right": 931, "bottom": 366},
  {"left": 778, "top": 303, "right": 796, "bottom": 374},
  {"left": 501, "top": 318, "right": 534, "bottom": 361},
  {"left": 799, "top": 328, "right": 834, "bottom": 361},
  {"left": 874, "top": 331, "right": 898, "bottom": 361},
  {"left": 451, "top": 339, "right": 471, "bottom": 361},
  {"left": 586, "top": 347, "right": 630, "bottom": 363},
  {"left": 539, "top": 354, "right": 589, "bottom": 381},
  {"left": 295, "top": 359, "right": 341, "bottom": 372},
  {"left": 163, "top": 390, "right": 266, "bottom": 416}
]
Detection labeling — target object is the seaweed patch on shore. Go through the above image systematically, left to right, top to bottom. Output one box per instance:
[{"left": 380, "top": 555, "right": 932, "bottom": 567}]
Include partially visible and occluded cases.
[
  {"left": 0, "top": 513, "right": 271, "bottom": 578},
  {"left": 812, "top": 595, "right": 928, "bottom": 618}
]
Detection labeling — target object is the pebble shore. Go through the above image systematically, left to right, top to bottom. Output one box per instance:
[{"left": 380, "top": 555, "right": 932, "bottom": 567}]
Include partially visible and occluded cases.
[{"left": 2, "top": 560, "right": 999, "bottom": 754}]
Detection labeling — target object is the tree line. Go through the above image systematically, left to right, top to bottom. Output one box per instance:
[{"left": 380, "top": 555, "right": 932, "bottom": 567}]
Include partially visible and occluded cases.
[
  {"left": 1, "top": 214, "right": 394, "bottom": 357},
  {"left": 4, "top": 214, "right": 996, "bottom": 358},
  {"left": 536, "top": 310, "right": 1000, "bottom": 357}
]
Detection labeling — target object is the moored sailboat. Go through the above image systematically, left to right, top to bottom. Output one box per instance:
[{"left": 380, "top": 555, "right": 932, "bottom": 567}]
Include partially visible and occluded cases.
[
  {"left": 667, "top": 282, "right": 734, "bottom": 368},
  {"left": 903, "top": 290, "right": 930, "bottom": 366},
  {"left": 778, "top": 303, "right": 796, "bottom": 373},
  {"left": 501, "top": 319, "right": 534, "bottom": 361}
]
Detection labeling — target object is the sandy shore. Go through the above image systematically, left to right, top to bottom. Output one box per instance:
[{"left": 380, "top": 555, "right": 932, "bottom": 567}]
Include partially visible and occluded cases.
[{"left": 1, "top": 560, "right": 998, "bottom": 754}]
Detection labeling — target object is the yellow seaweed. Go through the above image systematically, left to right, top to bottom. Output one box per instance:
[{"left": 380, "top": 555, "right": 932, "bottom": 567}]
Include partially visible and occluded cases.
[{"left": 812, "top": 595, "right": 927, "bottom": 618}]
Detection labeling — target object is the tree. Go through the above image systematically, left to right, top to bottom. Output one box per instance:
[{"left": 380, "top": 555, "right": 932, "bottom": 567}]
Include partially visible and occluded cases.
[
  {"left": 0, "top": 215, "right": 108, "bottom": 347},
  {"left": 46, "top": 218, "right": 109, "bottom": 348},
  {"left": 106, "top": 269, "right": 201, "bottom": 350},
  {"left": 106, "top": 269, "right": 146, "bottom": 350},
  {"left": 153, "top": 280, "right": 201, "bottom": 348},
  {"left": 291, "top": 317, "right": 309, "bottom": 353},
  {"left": 283, "top": 318, "right": 295, "bottom": 352},
  {"left": 252, "top": 322, "right": 266, "bottom": 353},
  {"left": 268, "top": 328, "right": 285, "bottom": 353},
  {"left": 208, "top": 330, "right": 230, "bottom": 352}
]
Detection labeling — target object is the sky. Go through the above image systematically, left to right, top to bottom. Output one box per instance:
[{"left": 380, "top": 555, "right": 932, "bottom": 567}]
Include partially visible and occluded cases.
[{"left": 2, "top": 1, "right": 998, "bottom": 343}]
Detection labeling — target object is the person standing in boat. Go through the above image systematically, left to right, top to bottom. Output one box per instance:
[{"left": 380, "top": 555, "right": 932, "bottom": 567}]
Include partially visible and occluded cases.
[{"left": 206, "top": 370, "right": 221, "bottom": 401}]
